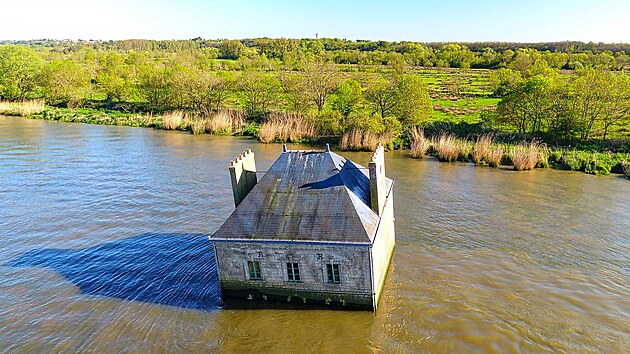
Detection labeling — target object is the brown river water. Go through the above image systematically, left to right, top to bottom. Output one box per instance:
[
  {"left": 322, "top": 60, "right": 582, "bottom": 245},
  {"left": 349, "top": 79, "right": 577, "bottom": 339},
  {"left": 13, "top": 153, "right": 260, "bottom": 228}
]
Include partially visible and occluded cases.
[{"left": 1, "top": 115, "right": 629, "bottom": 353}]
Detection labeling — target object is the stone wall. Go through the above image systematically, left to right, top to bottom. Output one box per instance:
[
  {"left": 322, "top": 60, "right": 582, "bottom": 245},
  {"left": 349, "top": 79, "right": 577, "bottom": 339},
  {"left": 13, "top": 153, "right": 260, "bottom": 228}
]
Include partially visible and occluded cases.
[
  {"left": 370, "top": 185, "right": 396, "bottom": 309},
  {"left": 213, "top": 241, "right": 373, "bottom": 307}
]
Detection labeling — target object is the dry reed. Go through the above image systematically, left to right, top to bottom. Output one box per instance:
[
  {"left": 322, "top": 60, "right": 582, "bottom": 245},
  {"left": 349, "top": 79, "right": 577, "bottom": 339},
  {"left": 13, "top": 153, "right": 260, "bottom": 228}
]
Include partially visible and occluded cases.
[
  {"left": 0, "top": 99, "right": 45, "bottom": 116},
  {"left": 162, "top": 111, "right": 185, "bottom": 130},
  {"left": 207, "top": 112, "right": 232, "bottom": 134},
  {"left": 257, "top": 112, "right": 316, "bottom": 143},
  {"left": 191, "top": 118, "right": 209, "bottom": 135},
  {"left": 410, "top": 127, "right": 430, "bottom": 158},
  {"left": 340, "top": 129, "right": 390, "bottom": 150},
  {"left": 433, "top": 134, "right": 460, "bottom": 162},
  {"left": 473, "top": 134, "right": 493, "bottom": 164},
  {"left": 512, "top": 142, "right": 540, "bottom": 171},
  {"left": 487, "top": 145, "right": 504, "bottom": 167},
  {"left": 622, "top": 161, "right": 629, "bottom": 179}
]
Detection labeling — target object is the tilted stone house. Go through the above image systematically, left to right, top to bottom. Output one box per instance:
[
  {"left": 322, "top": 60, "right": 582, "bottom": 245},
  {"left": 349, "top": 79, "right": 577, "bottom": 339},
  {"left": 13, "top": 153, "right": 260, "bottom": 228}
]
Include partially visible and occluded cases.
[{"left": 209, "top": 144, "right": 395, "bottom": 310}]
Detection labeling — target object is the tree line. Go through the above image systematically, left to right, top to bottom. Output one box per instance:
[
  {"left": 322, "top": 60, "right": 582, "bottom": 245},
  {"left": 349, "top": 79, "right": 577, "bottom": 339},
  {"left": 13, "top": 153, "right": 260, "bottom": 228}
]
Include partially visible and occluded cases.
[
  {"left": 6, "top": 38, "right": 630, "bottom": 70},
  {"left": 1, "top": 41, "right": 628, "bottom": 144},
  {"left": 492, "top": 65, "right": 630, "bottom": 140}
]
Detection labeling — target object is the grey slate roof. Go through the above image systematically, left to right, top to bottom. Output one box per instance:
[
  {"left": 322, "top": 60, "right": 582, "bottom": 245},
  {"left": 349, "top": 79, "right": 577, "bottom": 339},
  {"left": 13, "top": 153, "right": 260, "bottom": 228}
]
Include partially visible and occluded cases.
[{"left": 211, "top": 150, "right": 393, "bottom": 244}]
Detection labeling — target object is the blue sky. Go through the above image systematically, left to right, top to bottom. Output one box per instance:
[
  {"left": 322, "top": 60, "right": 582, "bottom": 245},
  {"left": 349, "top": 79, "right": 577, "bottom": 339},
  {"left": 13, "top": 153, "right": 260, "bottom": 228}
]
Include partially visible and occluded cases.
[{"left": 1, "top": 0, "right": 628, "bottom": 43}]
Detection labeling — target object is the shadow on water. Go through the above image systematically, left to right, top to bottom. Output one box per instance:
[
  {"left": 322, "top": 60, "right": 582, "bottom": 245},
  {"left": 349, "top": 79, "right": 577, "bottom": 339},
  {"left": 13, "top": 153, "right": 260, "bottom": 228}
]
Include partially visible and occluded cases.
[{"left": 9, "top": 233, "right": 222, "bottom": 311}]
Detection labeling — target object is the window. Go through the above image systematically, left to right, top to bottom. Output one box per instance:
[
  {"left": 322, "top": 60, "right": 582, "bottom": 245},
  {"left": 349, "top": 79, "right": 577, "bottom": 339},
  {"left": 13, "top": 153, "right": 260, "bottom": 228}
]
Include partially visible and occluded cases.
[
  {"left": 247, "top": 261, "right": 262, "bottom": 280},
  {"left": 286, "top": 262, "right": 301, "bottom": 282},
  {"left": 327, "top": 264, "right": 340, "bottom": 284}
]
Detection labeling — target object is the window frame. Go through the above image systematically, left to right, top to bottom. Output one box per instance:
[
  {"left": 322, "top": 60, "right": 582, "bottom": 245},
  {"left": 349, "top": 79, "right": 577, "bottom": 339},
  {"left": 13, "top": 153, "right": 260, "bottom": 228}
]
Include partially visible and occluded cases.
[
  {"left": 247, "top": 260, "right": 262, "bottom": 280},
  {"left": 286, "top": 262, "right": 301, "bottom": 282},
  {"left": 326, "top": 263, "right": 341, "bottom": 284}
]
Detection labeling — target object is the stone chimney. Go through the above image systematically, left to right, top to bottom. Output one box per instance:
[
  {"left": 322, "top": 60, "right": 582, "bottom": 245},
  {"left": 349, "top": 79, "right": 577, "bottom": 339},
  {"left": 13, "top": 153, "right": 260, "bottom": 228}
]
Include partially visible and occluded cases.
[
  {"left": 369, "top": 143, "right": 386, "bottom": 215},
  {"left": 229, "top": 148, "right": 257, "bottom": 207}
]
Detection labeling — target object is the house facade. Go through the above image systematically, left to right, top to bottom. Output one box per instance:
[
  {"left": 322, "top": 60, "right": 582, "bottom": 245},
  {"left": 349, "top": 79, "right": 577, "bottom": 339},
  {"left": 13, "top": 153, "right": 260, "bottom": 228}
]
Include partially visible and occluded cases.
[{"left": 209, "top": 144, "right": 395, "bottom": 310}]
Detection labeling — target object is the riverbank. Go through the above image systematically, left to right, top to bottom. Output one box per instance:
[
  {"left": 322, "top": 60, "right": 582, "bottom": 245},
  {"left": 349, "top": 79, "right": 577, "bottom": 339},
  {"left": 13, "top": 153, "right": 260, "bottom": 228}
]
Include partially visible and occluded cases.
[
  {"left": 2, "top": 100, "right": 628, "bottom": 177},
  {"left": 410, "top": 129, "right": 630, "bottom": 176}
]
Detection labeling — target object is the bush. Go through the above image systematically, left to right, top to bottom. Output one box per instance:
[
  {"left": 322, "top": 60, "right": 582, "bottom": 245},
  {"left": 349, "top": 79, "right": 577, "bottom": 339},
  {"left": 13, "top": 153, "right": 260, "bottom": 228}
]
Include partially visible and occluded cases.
[{"left": 584, "top": 153, "right": 616, "bottom": 175}]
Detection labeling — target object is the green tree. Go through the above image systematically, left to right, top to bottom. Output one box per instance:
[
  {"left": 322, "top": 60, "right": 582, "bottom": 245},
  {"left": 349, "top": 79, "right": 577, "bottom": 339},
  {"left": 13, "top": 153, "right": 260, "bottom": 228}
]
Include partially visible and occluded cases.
[
  {"left": 219, "top": 40, "right": 246, "bottom": 60},
  {"left": 0, "top": 45, "right": 43, "bottom": 100},
  {"left": 96, "top": 52, "right": 134, "bottom": 101},
  {"left": 41, "top": 60, "right": 90, "bottom": 104},
  {"left": 303, "top": 62, "right": 341, "bottom": 113},
  {"left": 138, "top": 65, "right": 172, "bottom": 108},
  {"left": 489, "top": 68, "right": 523, "bottom": 97},
  {"left": 573, "top": 68, "right": 609, "bottom": 139},
  {"left": 238, "top": 71, "right": 281, "bottom": 119},
  {"left": 277, "top": 71, "right": 311, "bottom": 114},
  {"left": 599, "top": 73, "right": 630, "bottom": 139},
  {"left": 394, "top": 74, "right": 432, "bottom": 127},
  {"left": 365, "top": 75, "right": 398, "bottom": 118},
  {"left": 497, "top": 75, "right": 553, "bottom": 134},
  {"left": 331, "top": 79, "right": 363, "bottom": 120}
]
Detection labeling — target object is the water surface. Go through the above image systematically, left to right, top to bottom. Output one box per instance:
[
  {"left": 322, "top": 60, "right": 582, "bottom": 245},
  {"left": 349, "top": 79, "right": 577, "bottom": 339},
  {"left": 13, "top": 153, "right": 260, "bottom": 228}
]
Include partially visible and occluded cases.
[{"left": 1, "top": 116, "right": 628, "bottom": 352}]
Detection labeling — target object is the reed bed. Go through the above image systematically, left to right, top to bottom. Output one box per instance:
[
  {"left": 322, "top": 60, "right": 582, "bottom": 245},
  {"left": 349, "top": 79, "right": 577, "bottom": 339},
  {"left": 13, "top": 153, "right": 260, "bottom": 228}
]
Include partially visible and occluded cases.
[
  {"left": 0, "top": 99, "right": 45, "bottom": 116},
  {"left": 162, "top": 110, "right": 185, "bottom": 130},
  {"left": 206, "top": 112, "right": 232, "bottom": 134},
  {"left": 257, "top": 112, "right": 316, "bottom": 143},
  {"left": 190, "top": 118, "right": 209, "bottom": 135},
  {"left": 410, "top": 127, "right": 430, "bottom": 158},
  {"left": 340, "top": 130, "right": 378, "bottom": 150},
  {"left": 432, "top": 134, "right": 461, "bottom": 162},
  {"left": 472, "top": 134, "right": 493, "bottom": 164},
  {"left": 512, "top": 142, "right": 540, "bottom": 171},
  {"left": 487, "top": 145, "right": 504, "bottom": 167},
  {"left": 622, "top": 161, "right": 630, "bottom": 179}
]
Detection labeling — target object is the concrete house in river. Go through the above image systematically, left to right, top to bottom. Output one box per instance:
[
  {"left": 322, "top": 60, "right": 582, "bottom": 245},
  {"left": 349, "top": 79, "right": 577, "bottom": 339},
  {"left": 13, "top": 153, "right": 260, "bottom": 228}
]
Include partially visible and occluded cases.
[{"left": 209, "top": 144, "right": 395, "bottom": 310}]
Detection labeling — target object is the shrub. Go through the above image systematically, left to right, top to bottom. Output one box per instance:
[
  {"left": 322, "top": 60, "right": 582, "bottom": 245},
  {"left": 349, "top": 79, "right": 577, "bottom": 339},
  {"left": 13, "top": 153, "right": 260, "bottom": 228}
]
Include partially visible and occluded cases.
[
  {"left": 162, "top": 111, "right": 184, "bottom": 130},
  {"left": 410, "top": 127, "right": 430, "bottom": 158},
  {"left": 472, "top": 134, "right": 493, "bottom": 164},
  {"left": 512, "top": 142, "right": 539, "bottom": 171},
  {"left": 487, "top": 145, "right": 504, "bottom": 167},
  {"left": 549, "top": 150, "right": 563, "bottom": 164},
  {"left": 561, "top": 151, "right": 586, "bottom": 171},
  {"left": 584, "top": 153, "right": 616, "bottom": 175},
  {"left": 622, "top": 161, "right": 630, "bottom": 179}
]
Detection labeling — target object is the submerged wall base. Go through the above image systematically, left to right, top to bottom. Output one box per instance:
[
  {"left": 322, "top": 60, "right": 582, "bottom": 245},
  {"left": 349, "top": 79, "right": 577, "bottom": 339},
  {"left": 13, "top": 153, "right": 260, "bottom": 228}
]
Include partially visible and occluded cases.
[{"left": 220, "top": 282, "right": 374, "bottom": 311}]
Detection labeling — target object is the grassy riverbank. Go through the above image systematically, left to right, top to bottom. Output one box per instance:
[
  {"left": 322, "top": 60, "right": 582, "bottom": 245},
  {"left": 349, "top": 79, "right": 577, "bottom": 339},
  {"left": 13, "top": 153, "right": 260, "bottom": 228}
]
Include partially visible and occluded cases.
[
  {"left": 3, "top": 99, "right": 629, "bottom": 177},
  {"left": 410, "top": 129, "right": 630, "bottom": 175}
]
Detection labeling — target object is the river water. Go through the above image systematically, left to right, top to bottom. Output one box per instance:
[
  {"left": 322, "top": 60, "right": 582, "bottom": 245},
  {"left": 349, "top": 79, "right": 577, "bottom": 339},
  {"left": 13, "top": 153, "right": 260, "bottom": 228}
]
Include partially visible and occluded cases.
[{"left": 1, "top": 115, "right": 628, "bottom": 353}]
